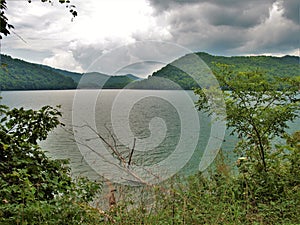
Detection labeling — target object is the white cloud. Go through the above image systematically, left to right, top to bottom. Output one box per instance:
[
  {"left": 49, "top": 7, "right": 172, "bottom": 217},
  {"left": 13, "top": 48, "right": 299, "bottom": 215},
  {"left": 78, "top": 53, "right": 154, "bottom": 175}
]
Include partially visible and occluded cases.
[
  {"left": 71, "top": 0, "right": 154, "bottom": 42},
  {"left": 43, "top": 51, "right": 83, "bottom": 72}
]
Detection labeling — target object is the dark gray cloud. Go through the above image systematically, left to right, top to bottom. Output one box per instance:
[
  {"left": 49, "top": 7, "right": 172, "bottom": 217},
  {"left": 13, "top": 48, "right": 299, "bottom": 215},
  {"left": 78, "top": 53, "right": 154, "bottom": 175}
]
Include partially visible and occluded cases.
[
  {"left": 147, "top": 0, "right": 299, "bottom": 56},
  {"left": 148, "top": 0, "right": 200, "bottom": 11},
  {"left": 149, "top": 0, "right": 276, "bottom": 28},
  {"left": 149, "top": 0, "right": 299, "bottom": 25},
  {"left": 149, "top": 0, "right": 275, "bottom": 11},
  {"left": 280, "top": 0, "right": 299, "bottom": 24},
  {"left": 201, "top": 2, "right": 272, "bottom": 28}
]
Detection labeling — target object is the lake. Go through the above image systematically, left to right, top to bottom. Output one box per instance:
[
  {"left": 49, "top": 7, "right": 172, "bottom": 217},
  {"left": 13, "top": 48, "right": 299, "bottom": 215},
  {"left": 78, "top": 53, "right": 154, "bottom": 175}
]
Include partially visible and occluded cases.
[{"left": 1, "top": 90, "right": 298, "bottom": 184}]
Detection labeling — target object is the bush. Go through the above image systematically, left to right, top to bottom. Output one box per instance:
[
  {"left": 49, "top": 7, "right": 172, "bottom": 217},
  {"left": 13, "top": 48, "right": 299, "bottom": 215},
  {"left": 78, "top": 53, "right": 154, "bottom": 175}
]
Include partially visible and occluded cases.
[{"left": 0, "top": 101, "right": 103, "bottom": 224}]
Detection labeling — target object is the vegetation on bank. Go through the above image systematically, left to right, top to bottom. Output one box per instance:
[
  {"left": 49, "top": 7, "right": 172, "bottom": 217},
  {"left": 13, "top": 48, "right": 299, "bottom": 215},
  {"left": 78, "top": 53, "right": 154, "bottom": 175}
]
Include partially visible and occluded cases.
[{"left": 0, "top": 65, "right": 299, "bottom": 224}]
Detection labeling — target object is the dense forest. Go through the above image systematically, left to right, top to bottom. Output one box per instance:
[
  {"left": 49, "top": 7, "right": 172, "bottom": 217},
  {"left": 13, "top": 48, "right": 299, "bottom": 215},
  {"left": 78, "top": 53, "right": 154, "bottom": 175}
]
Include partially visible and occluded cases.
[{"left": 129, "top": 52, "right": 300, "bottom": 89}]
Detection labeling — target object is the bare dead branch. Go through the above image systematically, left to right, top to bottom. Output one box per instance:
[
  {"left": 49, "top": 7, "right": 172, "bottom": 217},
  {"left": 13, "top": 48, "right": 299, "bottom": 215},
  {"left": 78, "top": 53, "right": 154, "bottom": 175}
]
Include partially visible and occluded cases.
[
  {"left": 72, "top": 123, "right": 151, "bottom": 185},
  {"left": 104, "top": 123, "right": 118, "bottom": 151},
  {"left": 77, "top": 124, "right": 127, "bottom": 166},
  {"left": 128, "top": 137, "right": 136, "bottom": 166}
]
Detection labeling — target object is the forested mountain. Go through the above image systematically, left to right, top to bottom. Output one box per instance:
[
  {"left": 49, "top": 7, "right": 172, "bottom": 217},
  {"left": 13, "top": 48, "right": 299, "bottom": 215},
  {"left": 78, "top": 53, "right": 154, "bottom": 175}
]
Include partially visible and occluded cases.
[
  {"left": 129, "top": 52, "right": 300, "bottom": 90},
  {"left": 1, "top": 53, "right": 299, "bottom": 90},
  {"left": 0, "top": 54, "right": 140, "bottom": 90},
  {"left": 0, "top": 55, "right": 77, "bottom": 90}
]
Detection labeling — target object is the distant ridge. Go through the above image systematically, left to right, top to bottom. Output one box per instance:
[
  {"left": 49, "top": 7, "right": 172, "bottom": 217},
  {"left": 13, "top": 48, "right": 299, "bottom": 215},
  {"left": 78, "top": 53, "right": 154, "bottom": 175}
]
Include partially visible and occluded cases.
[
  {"left": 128, "top": 52, "right": 300, "bottom": 90},
  {"left": 0, "top": 53, "right": 299, "bottom": 90},
  {"left": 0, "top": 54, "right": 141, "bottom": 90},
  {"left": 42, "top": 66, "right": 142, "bottom": 88},
  {"left": 75, "top": 72, "right": 136, "bottom": 89},
  {"left": 125, "top": 74, "right": 142, "bottom": 80}
]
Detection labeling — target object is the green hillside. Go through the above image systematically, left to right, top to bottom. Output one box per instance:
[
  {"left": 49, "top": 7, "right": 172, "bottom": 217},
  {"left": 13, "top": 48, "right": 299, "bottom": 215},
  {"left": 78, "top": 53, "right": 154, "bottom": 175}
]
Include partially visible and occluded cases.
[
  {"left": 129, "top": 52, "right": 300, "bottom": 90},
  {"left": 1, "top": 53, "right": 298, "bottom": 90},
  {"left": 0, "top": 54, "right": 141, "bottom": 90},
  {"left": 0, "top": 55, "right": 76, "bottom": 90},
  {"left": 43, "top": 66, "right": 83, "bottom": 83}
]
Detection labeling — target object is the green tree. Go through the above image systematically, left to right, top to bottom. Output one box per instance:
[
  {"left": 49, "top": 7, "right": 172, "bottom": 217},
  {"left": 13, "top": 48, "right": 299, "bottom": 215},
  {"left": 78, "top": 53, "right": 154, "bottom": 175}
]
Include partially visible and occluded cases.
[
  {"left": 0, "top": 0, "right": 77, "bottom": 39},
  {"left": 195, "top": 64, "right": 300, "bottom": 171},
  {"left": 0, "top": 99, "right": 102, "bottom": 224}
]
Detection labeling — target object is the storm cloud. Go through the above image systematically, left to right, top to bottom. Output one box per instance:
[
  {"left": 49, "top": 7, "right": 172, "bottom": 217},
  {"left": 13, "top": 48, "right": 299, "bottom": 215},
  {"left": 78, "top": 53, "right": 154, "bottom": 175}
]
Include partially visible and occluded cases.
[
  {"left": 1, "top": 0, "right": 299, "bottom": 74},
  {"left": 146, "top": 0, "right": 299, "bottom": 56}
]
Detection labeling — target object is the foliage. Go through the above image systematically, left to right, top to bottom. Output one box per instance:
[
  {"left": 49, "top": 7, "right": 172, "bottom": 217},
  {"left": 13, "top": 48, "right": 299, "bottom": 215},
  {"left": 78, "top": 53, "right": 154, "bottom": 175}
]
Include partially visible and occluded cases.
[
  {"left": 0, "top": 0, "right": 77, "bottom": 39},
  {"left": 0, "top": 0, "right": 14, "bottom": 39},
  {"left": 195, "top": 64, "right": 299, "bottom": 171},
  {"left": 0, "top": 99, "right": 102, "bottom": 224}
]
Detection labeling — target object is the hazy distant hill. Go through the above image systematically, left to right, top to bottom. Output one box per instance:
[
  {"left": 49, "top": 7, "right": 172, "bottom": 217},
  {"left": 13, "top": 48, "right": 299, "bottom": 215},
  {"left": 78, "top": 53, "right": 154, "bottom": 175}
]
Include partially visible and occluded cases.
[
  {"left": 129, "top": 52, "right": 300, "bottom": 90},
  {"left": 0, "top": 55, "right": 77, "bottom": 90},
  {"left": 38, "top": 65, "right": 142, "bottom": 88},
  {"left": 47, "top": 67, "right": 142, "bottom": 87},
  {"left": 75, "top": 72, "right": 137, "bottom": 89},
  {"left": 125, "top": 74, "right": 142, "bottom": 81}
]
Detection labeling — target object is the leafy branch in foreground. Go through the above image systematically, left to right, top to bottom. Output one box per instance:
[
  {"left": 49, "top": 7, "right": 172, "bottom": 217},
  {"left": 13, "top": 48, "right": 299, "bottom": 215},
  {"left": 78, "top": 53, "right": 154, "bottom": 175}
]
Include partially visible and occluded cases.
[
  {"left": 195, "top": 64, "right": 299, "bottom": 172},
  {"left": 0, "top": 99, "right": 102, "bottom": 224}
]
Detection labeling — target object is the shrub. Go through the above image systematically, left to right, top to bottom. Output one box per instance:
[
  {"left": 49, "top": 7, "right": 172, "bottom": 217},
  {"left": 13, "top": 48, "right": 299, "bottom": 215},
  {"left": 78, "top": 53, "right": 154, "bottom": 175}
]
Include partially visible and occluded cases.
[{"left": 0, "top": 100, "right": 102, "bottom": 224}]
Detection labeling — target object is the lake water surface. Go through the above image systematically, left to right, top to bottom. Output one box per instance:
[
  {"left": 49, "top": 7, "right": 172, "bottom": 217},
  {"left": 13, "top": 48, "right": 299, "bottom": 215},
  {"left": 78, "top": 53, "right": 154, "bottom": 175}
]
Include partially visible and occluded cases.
[{"left": 1, "top": 90, "right": 298, "bottom": 184}]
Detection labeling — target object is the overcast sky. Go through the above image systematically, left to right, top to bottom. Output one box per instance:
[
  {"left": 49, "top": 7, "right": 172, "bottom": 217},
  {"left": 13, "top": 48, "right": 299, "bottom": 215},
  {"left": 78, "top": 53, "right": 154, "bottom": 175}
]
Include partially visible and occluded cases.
[{"left": 1, "top": 0, "right": 299, "bottom": 77}]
